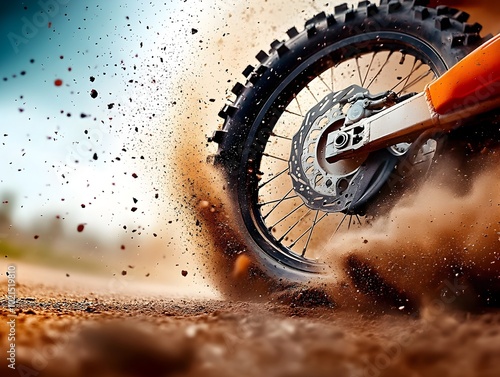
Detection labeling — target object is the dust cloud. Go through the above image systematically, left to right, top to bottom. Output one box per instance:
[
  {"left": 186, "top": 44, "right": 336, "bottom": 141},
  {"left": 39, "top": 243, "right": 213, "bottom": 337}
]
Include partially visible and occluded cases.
[
  {"left": 171, "top": 0, "right": 500, "bottom": 312},
  {"left": 325, "top": 151, "right": 500, "bottom": 313}
]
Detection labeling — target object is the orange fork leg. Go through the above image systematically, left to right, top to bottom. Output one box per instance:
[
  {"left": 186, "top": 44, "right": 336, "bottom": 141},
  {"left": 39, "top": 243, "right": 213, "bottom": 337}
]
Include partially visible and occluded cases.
[{"left": 427, "top": 34, "right": 500, "bottom": 115}]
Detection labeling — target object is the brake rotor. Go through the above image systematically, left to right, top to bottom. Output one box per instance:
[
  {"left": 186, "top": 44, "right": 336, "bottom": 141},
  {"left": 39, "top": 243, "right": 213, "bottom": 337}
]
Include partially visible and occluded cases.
[{"left": 289, "top": 85, "right": 399, "bottom": 214}]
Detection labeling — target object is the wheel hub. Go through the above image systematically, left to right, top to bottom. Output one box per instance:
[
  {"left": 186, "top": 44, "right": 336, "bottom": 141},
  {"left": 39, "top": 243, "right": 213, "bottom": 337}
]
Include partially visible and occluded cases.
[{"left": 289, "top": 85, "right": 399, "bottom": 214}]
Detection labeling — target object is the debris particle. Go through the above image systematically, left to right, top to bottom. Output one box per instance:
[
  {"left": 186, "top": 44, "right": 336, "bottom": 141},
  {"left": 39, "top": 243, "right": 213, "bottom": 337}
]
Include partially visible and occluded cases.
[
  {"left": 54, "top": 79, "right": 63, "bottom": 86},
  {"left": 90, "top": 89, "right": 98, "bottom": 99},
  {"left": 77, "top": 224, "right": 85, "bottom": 232},
  {"left": 233, "top": 254, "right": 251, "bottom": 277},
  {"left": 181, "top": 270, "right": 188, "bottom": 277}
]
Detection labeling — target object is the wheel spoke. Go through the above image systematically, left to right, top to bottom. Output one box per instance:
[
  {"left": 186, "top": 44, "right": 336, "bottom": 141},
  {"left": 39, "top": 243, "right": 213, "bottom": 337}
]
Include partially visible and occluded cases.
[
  {"left": 366, "top": 50, "right": 394, "bottom": 90},
  {"left": 361, "top": 52, "right": 377, "bottom": 87},
  {"left": 355, "top": 56, "right": 364, "bottom": 86},
  {"left": 389, "top": 59, "right": 423, "bottom": 92},
  {"left": 330, "top": 66, "right": 335, "bottom": 93},
  {"left": 397, "top": 69, "right": 432, "bottom": 94},
  {"left": 318, "top": 74, "right": 333, "bottom": 93},
  {"left": 306, "top": 85, "right": 319, "bottom": 102},
  {"left": 294, "top": 95, "right": 304, "bottom": 116},
  {"left": 284, "top": 109, "right": 304, "bottom": 118},
  {"left": 270, "top": 132, "right": 292, "bottom": 141},
  {"left": 262, "top": 152, "right": 288, "bottom": 162},
  {"left": 258, "top": 167, "right": 289, "bottom": 189},
  {"left": 262, "top": 188, "right": 294, "bottom": 220},
  {"left": 257, "top": 194, "right": 298, "bottom": 208},
  {"left": 268, "top": 203, "right": 306, "bottom": 230},
  {"left": 278, "top": 209, "right": 312, "bottom": 242},
  {"left": 301, "top": 210, "right": 320, "bottom": 257},
  {"left": 288, "top": 212, "right": 328, "bottom": 250},
  {"left": 334, "top": 213, "right": 349, "bottom": 234},
  {"left": 355, "top": 214, "right": 362, "bottom": 226}
]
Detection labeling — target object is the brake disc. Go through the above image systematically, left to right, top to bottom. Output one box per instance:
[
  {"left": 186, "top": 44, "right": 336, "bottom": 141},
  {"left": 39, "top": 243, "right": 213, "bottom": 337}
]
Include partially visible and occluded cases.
[{"left": 289, "top": 85, "right": 399, "bottom": 214}]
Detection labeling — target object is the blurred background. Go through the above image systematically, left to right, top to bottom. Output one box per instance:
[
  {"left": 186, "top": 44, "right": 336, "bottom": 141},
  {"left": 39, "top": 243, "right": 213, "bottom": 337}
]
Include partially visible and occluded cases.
[
  {"left": 0, "top": 0, "right": 497, "bottom": 293},
  {"left": 0, "top": 0, "right": 210, "bottom": 289}
]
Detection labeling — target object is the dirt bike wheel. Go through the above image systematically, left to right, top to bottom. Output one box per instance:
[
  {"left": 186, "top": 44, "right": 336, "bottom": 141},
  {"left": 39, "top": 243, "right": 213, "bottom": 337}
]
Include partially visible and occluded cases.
[{"left": 210, "top": 0, "right": 487, "bottom": 282}]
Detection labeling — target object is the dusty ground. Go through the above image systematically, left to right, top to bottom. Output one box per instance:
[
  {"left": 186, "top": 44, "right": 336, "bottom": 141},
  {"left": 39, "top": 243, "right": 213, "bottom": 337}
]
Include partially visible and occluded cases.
[{"left": 1, "top": 263, "right": 500, "bottom": 377}]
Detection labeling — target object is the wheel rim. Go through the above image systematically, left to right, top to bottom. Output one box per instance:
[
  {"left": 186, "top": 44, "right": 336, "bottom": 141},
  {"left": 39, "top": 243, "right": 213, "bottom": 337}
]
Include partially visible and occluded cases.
[{"left": 238, "top": 32, "right": 447, "bottom": 272}]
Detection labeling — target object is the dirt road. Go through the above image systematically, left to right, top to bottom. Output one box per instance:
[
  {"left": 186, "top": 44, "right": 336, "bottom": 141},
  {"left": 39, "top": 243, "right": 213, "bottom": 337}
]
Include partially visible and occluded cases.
[{"left": 0, "top": 263, "right": 499, "bottom": 377}]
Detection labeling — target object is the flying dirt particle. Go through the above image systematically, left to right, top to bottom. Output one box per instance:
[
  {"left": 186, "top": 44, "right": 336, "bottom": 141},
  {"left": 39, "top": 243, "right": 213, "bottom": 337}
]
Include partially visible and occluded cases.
[
  {"left": 48, "top": 22, "right": 52, "bottom": 28},
  {"left": 191, "top": 28, "right": 198, "bottom": 34},
  {"left": 30, "top": 59, "right": 34, "bottom": 63},
  {"left": 90, "top": 76, "right": 95, "bottom": 82},
  {"left": 54, "top": 79, "right": 63, "bottom": 86},
  {"left": 90, "top": 89, "right": 98, "bottom": 99},
  {"left": 108, "top": 103, "right": 114, "bottom": 109},
  {"left": 19, "top": 108, "right": 24, "bottom": 113},
  {"left": 93, "top": 153, "right": 98, "bottom": 160},
  {"left": 132, "top": 173, "right": 138, "bottom": 178},
  {"left": 133, "top": 197, "right": 138, "bottom": 203},
  {"left": 131, "top": 207, "right": 137, "bottom": 212},
  {"left": 77, "top": 224, "right": 85, "bottom": 232},
  {"left": 153, "top": 233, "right": 157, "bottom": 237},
  {"left": 34, "top": 235, "right": 39, "bottom": 240},
  {"left": 363, "top": 239, "right": 368, "bottom": 244},
  {"left": 121, "top": 245, "right": 125, "bottom": 250},
  {"left": 233, "top": 254, "right": 252, "bottom": 278},
  {"left": 128, "top": 265, "right": 134, "bottom": 269},
  {"left": 121, "top": 270, "right": 127, "bottom": 276},
  {"left": 181, "top": 270, "right": 188, "bottom": 277},
  {"left": 66, "top": 273, "right": 70, "bottom": 277},
  {"left": 145, "top": 273, "right": 150, "bottom": 277}
]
